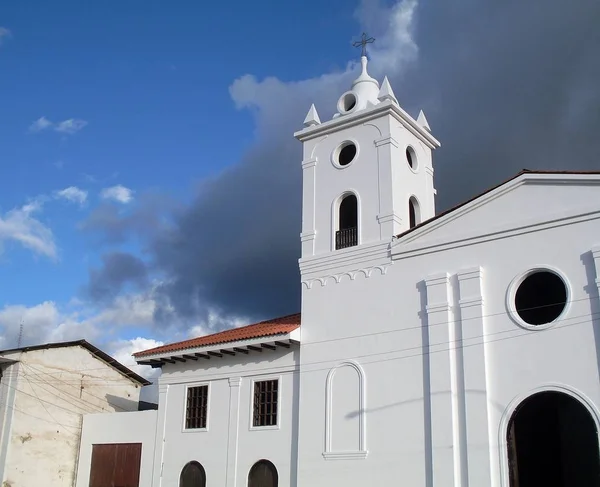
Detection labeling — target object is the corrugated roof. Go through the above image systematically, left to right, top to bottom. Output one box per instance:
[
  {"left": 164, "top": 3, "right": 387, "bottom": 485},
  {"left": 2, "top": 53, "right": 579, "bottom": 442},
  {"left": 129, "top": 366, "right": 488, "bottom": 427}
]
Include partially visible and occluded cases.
[{"left": 133, "top": 313, "right": 301, "bottom": 358}]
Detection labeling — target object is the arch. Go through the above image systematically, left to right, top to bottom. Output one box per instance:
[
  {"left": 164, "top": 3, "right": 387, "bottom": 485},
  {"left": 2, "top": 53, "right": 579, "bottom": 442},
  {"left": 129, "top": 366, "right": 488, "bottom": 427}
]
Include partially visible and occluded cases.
[
  {"left": 334, "top": 192, "right": 359, "bottom": 250},
  {"left": 408, "top": 196, "right": 421, "bottom": 229},
  {"left": 324, "top": 361, "right": 367, "bottom": 459},
  {"left": 501, "top": 386, "right": 600, "bottom": 487},
  {"left": 248, "top": 460, "right": 278, "bottom": 487},
  {"left": 179, "top": 461, "right": 206, "bottom": 487}
]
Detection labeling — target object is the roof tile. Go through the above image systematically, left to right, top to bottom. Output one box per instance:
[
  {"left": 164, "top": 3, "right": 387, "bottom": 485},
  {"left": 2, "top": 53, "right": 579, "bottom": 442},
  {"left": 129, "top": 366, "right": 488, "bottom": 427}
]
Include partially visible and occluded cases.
[{"left": 134, "top": 313, "right": 301, "bottom": 358}]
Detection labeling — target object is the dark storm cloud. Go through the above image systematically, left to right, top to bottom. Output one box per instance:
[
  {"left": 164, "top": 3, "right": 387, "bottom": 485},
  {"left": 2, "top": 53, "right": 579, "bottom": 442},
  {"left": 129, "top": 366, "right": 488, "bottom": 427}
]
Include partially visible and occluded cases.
[
  {"left": 83, "top": 0, "right": 600, "bottom": 328},
  {"left": 401, "top": 0, "right": 600, "bottom": 208},
  {"left": 79, "top": 193, "right": 175, "bottom": 245},
  {"left": 86, "top": 252, "right": 148, "bottom": 302}
]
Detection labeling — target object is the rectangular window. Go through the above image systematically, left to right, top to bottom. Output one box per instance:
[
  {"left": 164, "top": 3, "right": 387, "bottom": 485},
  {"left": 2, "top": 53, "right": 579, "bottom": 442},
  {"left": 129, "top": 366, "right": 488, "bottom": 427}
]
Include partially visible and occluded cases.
[
  {"left": 253, "top": 379, "right": 279, "bottom": 427},
  {"left": 185, "top": 385, "right": 208, "bottom": 429}
]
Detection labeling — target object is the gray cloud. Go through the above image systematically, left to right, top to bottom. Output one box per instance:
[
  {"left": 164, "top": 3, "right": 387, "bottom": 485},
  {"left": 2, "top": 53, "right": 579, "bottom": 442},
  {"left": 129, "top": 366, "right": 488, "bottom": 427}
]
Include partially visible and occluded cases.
[
  {"left": 81, "top": 0, "right": 600, "bottom": 329},
  {"left": 86, "top": 252, "right": 148, "bottom": 302}
]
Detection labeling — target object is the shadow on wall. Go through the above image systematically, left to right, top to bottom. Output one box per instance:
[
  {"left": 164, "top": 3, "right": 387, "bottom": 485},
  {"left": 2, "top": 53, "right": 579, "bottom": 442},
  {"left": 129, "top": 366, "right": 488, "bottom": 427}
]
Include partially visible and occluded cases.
[
  {"left": 580, "top": 251, "right": 600, "bottom": 379},
  {"left": 105, "top": 393, "right": 142, "bottom": 412}
]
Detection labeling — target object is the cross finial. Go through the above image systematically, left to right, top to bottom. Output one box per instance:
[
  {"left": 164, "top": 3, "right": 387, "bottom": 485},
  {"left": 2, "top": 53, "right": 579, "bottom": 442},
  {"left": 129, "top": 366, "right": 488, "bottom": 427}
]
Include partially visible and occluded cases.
[{"left": 353, "top": 32, "right": 375, "bottom": 57}]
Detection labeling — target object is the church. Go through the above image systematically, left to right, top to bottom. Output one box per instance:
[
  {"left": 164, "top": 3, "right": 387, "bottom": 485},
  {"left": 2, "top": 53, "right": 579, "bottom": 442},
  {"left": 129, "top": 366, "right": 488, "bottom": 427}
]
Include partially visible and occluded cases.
[{"left": 77, "top": 45, "right": 600, "bottom": 487}]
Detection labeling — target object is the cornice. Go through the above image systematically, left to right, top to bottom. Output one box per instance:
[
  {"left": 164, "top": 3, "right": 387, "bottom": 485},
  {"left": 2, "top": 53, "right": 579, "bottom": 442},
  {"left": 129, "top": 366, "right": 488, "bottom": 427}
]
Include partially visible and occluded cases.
[{"left": 294, "top": 100, "right": 440, "bottom": 150}]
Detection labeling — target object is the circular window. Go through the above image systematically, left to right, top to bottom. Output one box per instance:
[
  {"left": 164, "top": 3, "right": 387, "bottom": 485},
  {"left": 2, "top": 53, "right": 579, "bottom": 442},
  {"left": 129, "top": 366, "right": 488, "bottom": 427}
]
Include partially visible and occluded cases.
[
  {"left": 337, "top": 92, "right": 358, "bottom": 114},
  {"left": 335, "top": 142, "right": 357, "bottom": 166},
  {"left": 406, "top": 146, "right": 417, "bottom": 170},
  {"left": 514, "top": 270, "right": 567, "bottom": 326}
]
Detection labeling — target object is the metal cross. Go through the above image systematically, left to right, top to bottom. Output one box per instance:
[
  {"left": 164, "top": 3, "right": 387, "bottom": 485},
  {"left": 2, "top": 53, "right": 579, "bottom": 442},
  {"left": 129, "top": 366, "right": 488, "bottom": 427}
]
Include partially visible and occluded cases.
[{"left": 352, "top": 32, "right": 375, "bottom": 57}]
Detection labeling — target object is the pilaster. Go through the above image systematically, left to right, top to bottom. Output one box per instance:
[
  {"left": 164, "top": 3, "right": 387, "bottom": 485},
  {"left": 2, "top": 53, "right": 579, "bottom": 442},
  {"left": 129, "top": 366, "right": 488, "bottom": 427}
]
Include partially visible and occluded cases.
[
  {"left": 375, "top": 134, "right": 401, "bottom": 237},
  {"left": 301, "top": 157, "right": 317, "bottom": 257},
  {"left": 457, "top": 267, "right": 491, "bottom": 486},
  {"left": 425, "top": 273, "right": 456, "bottom": 487},
  {"left": 225, "top": 377, "right": 242, "bottom": 487},
  {"left": 153, "top": 382, "right": 169, "bottom": 487}
]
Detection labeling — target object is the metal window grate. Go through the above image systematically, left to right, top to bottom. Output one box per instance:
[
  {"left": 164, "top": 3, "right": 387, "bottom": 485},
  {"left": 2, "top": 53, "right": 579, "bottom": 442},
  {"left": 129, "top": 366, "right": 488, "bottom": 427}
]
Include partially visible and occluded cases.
[
  {"left": 253, "top": 380, "right": 278, "bottom": 427},
  {"left": 185, "top": 385, "right": 208, "bottom": 429}
]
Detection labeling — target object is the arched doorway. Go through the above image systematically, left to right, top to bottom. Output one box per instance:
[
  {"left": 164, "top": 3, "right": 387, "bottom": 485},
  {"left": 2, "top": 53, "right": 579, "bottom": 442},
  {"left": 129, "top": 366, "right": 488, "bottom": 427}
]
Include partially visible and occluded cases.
[
  {"left": 336, "top": 194, "right": 358, "bottom": 250},
  {"left": 507, "top": 391, "right": 600, "bottom": 486},
  {"left": 248, "top": 460, "right": 278, "bottom": 487},
  {"left": 179, "top": 461, "right": 206, "bottom": 487}
]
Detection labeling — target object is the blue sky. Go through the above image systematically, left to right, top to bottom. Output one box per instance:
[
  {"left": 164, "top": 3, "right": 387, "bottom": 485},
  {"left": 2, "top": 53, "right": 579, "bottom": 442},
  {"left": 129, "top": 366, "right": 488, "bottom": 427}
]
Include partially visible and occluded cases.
[
  {"left": 0, "top": 0, "right": 385, "bottom": 370},
  {"left": 1, "top": 0, "right": 599, "bottom": 379}
]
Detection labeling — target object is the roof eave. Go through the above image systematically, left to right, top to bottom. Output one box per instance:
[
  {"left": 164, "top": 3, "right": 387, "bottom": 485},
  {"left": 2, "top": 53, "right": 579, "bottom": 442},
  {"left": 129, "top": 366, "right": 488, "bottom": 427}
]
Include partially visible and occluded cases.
[{"left": 135, "top": 332, "right": 299, "bottom": 367}]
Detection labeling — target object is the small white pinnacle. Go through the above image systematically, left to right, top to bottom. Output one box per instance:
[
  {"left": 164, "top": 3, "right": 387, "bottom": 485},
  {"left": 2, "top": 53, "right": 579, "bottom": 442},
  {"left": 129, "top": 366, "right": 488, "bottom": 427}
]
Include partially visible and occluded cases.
[
  {"left": 377, "top": 76, "right": 398, "bottom": 104},
  {"left": 303, "top": 104, "right": 321, "bottom": 127},
  {"left": 417, "top": 110, "right": 431, "bottom": 131}
]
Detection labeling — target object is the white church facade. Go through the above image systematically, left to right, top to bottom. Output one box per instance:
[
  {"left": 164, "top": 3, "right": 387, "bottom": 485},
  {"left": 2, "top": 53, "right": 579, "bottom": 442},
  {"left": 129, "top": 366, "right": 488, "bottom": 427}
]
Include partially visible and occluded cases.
[{"left": 77, "top": 49, "right": 600, "bottom": 487}]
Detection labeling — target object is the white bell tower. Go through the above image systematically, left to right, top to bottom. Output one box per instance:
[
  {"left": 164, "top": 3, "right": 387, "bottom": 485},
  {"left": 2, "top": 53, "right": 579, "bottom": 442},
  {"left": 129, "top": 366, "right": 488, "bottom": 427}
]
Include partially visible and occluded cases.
[{"left": 294, "top": 46, "right": 441, "bottom": 261}]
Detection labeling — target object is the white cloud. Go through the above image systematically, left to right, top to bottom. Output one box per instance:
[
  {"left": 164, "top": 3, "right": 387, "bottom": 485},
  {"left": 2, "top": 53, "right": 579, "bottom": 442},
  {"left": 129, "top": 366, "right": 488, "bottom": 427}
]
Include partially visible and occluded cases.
[
  {"left": 229, "top": 0, "right": 419, "bottom": 132},
  {"left": 0, "top": 27, "right": 11, "bottom": 46},
  {"left": 28, "top": 116, "right": 88, "bottom": 135},
  {"left": 29, "top": 116, "right": 53, "bottom": 133},
  {"left": 55, "top": 119, "right": 88, "bottom": 135},
  {"left": 100, "top": 185, "right": 134, "bottom": 204},
  {"left": 55, "top": 186, "right": 88, "bottom": 206},
  {"left": 0, "top": 199, "right": 57, "bottom": 259},
  {"left": 91, "top": 293, "right": 156, "bottom": 327},
  {"left": 0, "top": 301, "right": 99, "bottom": 349}
]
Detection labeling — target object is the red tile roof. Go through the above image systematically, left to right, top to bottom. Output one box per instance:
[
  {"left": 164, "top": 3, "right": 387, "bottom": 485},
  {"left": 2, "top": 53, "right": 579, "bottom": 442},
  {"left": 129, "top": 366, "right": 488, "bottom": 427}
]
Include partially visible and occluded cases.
[{"left": 134, "top": 313, "right": 301, "bottom": 358}]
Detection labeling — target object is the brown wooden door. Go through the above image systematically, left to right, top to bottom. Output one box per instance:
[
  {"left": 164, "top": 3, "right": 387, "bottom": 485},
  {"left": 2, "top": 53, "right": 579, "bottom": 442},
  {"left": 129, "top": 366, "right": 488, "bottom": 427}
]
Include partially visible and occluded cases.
[{"left": 89, "top": 443, "right": 142, "bottom": 487}]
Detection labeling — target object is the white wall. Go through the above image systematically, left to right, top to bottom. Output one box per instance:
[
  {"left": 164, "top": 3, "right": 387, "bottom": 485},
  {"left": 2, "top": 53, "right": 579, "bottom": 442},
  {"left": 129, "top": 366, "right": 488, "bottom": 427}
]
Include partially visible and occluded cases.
[
  {"left": 297, "top": 182, "right": 600, "bottom": 487},
  {"left": 0, "top": 345, "right": 143, "bottom": 487},
  {"left": 154, "top": 347, "right": 299, "bottom": 487},
  {"left": 75, "top": 410, "right": 158, "bottom": 487}
]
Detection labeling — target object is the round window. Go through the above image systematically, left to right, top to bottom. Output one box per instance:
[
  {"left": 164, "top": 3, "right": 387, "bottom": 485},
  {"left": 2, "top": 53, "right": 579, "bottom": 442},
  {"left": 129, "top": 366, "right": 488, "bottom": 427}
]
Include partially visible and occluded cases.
[
  {"left": 337, "top": 91, "right": 358, "bottom": 115},
  {"left": 336, "top": 142, "right": 357, "bottom": 166},
  {"left": 406, "top": 146, "right": 417, "bottom": 170},
  {"left": 514, "top": 270, "right": 567, "bottom": 326}
]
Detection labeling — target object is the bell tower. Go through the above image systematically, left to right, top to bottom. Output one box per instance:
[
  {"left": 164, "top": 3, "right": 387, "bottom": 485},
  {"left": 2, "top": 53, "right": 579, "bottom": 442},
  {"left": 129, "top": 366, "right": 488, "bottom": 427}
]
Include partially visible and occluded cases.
[{"left": 294, "top": 42, "right": 441, "bottom": 261}]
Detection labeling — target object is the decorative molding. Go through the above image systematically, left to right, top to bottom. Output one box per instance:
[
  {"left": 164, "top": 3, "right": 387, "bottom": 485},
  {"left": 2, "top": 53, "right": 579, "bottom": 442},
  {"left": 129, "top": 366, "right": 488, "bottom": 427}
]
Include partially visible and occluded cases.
[
  {"left": 294, "top": 100, "right": 441, "bottom": 150},
  {"left": 362, "top": 122, "right": 382, "bottom": 137},
  {"left": 374, "top": 134, "right": 399, "bottom": 148},
  {"left": 301, "top": 157, "right": 317, "bottom": 169},
  {"left": 377, "top": 212, "right": 402, "bottom": 225},
  {"left": 300, "top": 231, "right": 316, "bottom": 242},
  {"left": 591, "top": 246, "right": 600, "bottom": 294},
  {"left": 302, "top": 263, "right": 392, "bottom": 289},
  {"left": 323, "top": 361, "right": 367, "bottom": 460},
  {"left": 228, "top": 377, "right": 242, "bottom": 388},
  {"left": 498, "top": 384, "right": 600, "bottom": 487},
  {"left": 322, "top": 451, "right": 368, "bottom": 461}
]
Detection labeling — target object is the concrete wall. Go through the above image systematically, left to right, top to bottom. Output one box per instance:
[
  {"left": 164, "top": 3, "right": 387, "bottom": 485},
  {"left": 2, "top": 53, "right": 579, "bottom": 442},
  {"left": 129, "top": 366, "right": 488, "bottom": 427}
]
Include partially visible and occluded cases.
[
  {"left": 0, "top": 345, "right": 143, "bottom": 487},
  {"left": 153, "top": 347, "right": 299, "bottom": 487},
  {"left": 75, "top": 410, "right": 157, "bottom": 487}
]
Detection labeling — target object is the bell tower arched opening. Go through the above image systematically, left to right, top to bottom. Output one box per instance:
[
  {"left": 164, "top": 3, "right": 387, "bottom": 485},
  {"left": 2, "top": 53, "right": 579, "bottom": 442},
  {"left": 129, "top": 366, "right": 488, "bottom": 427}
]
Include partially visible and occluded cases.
[
  {"left": 336, "top": 194, "right": 358, "bottom": 250},
  {"left": 506, "top": 390, "right": 600, "bottom": 487}
]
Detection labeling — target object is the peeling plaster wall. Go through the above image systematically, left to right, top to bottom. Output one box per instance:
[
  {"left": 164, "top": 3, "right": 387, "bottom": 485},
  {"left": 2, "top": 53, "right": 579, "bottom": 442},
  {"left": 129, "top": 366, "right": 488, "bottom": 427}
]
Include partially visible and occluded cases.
[{"left": 0, "top": 346, "right": 142, "bottom": 487}]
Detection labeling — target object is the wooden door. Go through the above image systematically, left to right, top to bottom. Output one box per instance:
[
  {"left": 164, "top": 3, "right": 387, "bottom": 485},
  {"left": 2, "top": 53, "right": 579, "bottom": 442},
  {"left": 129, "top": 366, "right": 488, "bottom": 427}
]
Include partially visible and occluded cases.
[{"left": 89, "top": 443, "right": 142, "bottom": 487}]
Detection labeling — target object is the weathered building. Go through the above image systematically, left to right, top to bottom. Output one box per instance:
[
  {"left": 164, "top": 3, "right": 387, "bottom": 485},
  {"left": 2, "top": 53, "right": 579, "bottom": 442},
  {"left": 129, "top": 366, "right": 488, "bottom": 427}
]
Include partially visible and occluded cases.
[{"left": 0, "top": 340, "right": 149, "bottom": 487}]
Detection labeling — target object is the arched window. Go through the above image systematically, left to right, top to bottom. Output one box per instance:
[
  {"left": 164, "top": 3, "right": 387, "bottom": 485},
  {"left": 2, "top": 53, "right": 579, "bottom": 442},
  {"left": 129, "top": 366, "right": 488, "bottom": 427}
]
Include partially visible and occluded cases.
[
  {"left": 336, "top": 194, "right": 358, "bottom": 250},
  {"left": 409, "top": 197, "right": 420, "bottom": 229},
  {"left": 507, "top": 391, "right": 600, "bottom": 486},
  {"left": 248, "top": 460, "right": 278, "bottom": 487},
  {"left": 179, "top": 461, "right": 206, "bottom": 487}
]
